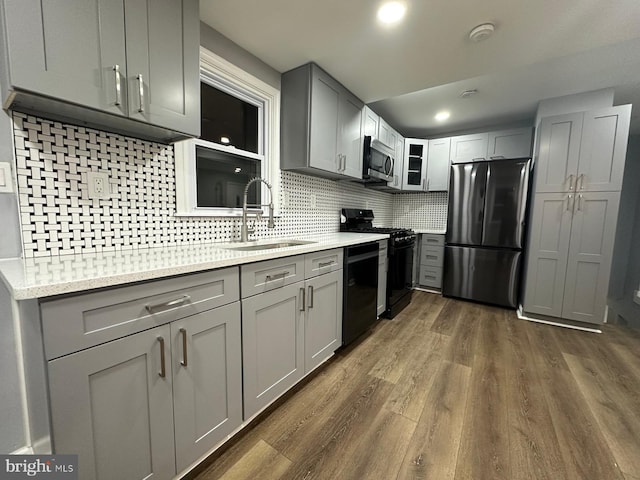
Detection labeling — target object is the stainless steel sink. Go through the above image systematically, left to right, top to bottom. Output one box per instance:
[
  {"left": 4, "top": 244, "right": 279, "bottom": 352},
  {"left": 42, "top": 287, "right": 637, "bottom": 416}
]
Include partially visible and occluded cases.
[{"left": 225, "top": 240, "right": 316, "bottom": 251}]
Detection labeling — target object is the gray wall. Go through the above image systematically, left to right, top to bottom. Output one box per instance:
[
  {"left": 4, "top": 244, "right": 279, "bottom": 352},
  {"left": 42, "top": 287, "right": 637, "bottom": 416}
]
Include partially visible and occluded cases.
[
  {"left": 200, "top": 22, "right": 281, "bottom": 89},
  {"left": 609, "top": 135, "right": 640, "bottom": 327}
]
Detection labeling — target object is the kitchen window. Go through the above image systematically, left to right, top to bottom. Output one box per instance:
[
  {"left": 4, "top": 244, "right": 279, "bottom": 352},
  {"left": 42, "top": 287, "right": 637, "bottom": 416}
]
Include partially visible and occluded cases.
[{"left": 175, "top": 47, "right": 280, "bottom": 216}]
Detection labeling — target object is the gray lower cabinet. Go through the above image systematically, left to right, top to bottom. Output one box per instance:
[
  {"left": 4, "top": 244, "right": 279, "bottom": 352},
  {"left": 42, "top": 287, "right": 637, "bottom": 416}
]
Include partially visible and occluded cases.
[
  {"left": 0, "top": 0, "right": 200, "bottom": 141},
  {"left": 523, "top": 192, "right": 621, "bottom": 323},
  {"left": 418, "top": 234, "right": 445, "bottom": 289},
  {"left": 242, "top": 251, "right": 343, "bottom": 418},
  {"left": 44, "top": 267, "right": 242, "bottom": 479},
  {"left": 241, "top": 282, "right": 305, "bottom": 419},
  {"left": 172, "top": 303, "right": 242, "bottom": 472},
  {"left": 48, "top": 324, "right": 176, "bottom": 480}
]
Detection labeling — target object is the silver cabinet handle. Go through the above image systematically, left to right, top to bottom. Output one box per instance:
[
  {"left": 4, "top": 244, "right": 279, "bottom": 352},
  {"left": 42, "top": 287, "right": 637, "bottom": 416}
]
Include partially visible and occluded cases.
[
  {"left": 113, "top": 65, "right": 121, "bottom": 106},
  {"left": 137, "top": 74, "right": 144, "bottom": 112},
  {"left": 336, "top": 153, "right": 341, "bottom": 172},
  {"left": 342, "top": 154, "right": 346, "bottom": 172},
  {"left": 490, "top": 155, "right": 505, "bottom": 159},
  {"left": 472, "top": 157, "right": 485, "bottom": 161},
  {"left": 568, "top": 174, "right": 575, "bottom": 191},
  {"left": 578, "top": 174, "right": 585, "bottom": 190},
  {"left": 394, "top": 175, "right": 398, "bottom": 186},
  {"left": 426, "top": 178, "right": 430, "bottom": 191},
  {"left": 422, "top": 179, "right": 426, "bottom": 191},
  {"left": 577, "top": 193, "right": 584, "bottom": 212},
  {"left": 567, "top": 194, "right": 574, "bottom": 212},
  {"left": 318, "top": 260, "right": 335, "bottom": 268},
  {"left": 265, "top": 271, "right": 289, "bottom": 282},
  {"left": 308, "top": 285, "right": 314, "bottom": 308},
  {"left": 299, "top": 287, "right": 305, "bottom": 311},
  {"left": 146, "top": 295, "right": 190, "bottom": 314},
  {"left": 180, "top": 328, "right": 188, "bottom": 367},
  {"left": 157, "top": 336, "right": 166, "bottom": 378}
]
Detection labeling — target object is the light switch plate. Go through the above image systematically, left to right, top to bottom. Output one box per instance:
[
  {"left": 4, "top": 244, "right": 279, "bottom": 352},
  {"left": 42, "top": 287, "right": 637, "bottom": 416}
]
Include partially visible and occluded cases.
[{"left": 0, "top": 163, "right": 13, "bottom": 193}]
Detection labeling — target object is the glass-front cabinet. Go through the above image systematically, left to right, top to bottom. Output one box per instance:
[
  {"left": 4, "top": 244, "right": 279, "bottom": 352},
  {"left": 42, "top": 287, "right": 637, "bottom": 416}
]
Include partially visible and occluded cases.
[{"left": 402, "top": 139, "right": 428, "bottom": 191}]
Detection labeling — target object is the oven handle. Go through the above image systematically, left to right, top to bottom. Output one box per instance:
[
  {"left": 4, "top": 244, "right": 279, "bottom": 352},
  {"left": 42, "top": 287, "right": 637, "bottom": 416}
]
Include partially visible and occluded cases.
[{"left": 346, "top": 251, "right": 379, "bottom": 264}]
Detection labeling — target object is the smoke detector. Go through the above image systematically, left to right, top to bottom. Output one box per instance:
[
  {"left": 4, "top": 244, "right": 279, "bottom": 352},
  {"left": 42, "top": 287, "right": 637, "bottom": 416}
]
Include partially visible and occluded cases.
[
  {"left": 469, "top": 23, "right": 495, "bottom": 42},
  {"left": 460, "top": 89, "right": 478, "bottom": 98}
]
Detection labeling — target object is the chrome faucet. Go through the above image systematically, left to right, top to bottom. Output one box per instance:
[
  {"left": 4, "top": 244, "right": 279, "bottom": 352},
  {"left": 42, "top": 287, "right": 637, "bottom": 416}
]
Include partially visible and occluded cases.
[{"left": 241, "top": 177, "right": 275, "bottom": 242}]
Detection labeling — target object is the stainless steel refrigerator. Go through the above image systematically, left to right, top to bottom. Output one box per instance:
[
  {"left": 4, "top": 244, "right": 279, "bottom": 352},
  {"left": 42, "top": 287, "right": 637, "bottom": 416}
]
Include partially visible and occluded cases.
[{"left": 443, "top": 159, "right": 531, "bottom": 308}]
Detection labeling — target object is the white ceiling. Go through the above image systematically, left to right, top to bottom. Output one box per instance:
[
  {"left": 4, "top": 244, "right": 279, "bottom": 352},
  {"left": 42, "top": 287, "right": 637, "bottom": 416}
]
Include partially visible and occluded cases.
[{"left": 199, "top": 0, "right": 640, "bottom": 135}]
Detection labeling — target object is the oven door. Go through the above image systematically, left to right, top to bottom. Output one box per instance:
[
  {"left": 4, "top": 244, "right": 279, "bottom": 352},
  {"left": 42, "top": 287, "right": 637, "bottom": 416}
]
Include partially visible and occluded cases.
[{"left": 387, "top": 241, "right": 414, "bottom": 309}]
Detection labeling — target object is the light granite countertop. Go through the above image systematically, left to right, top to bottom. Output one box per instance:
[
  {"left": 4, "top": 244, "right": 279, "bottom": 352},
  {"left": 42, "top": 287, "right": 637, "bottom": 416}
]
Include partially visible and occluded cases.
[{"left": 0, "top": 232, "right": 388, "bottom": 300}]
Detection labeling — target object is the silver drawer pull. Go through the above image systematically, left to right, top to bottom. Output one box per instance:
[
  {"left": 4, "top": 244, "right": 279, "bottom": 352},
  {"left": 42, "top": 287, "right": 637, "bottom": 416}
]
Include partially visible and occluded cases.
[
  {"left": 489, "top": 155, "right": 505, "bottom": 159},
  {"left": 426, "top": 255, "right": 438, "bottom": 259},
  {"left": 318, "top": 260, "right": 335, "bottom": 268},
  {"left": 265, "top": 271, "right": 289, "bottom": 282},
  {"left": 308, "top": 285, "right": 314, "bottom": 308},
  {"left": 299, "top": 287, "right": 305, "bottom": 311},
  {"left": 146, "top": 295, "right": 190, "bottom": 314},
  {"left": 180, "top": 328, "right": 188, "bottom": 367},
  {"left": 157, "top": 336, "right": 166, "bottom": 378}
]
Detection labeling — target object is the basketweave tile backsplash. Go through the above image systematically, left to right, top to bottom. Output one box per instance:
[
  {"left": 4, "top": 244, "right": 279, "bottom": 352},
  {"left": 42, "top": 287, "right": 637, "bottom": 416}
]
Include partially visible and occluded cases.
[
  {"left": 13, "top": 112, "right": 398, "bottom": 258},
  {"left": 392, "top": 192, "right": 448, "bottom": 231}
]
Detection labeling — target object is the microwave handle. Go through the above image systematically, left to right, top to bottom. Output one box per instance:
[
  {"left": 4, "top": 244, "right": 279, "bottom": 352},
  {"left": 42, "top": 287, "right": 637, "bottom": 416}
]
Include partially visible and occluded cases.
[{"left": 387, "top": 156, "right": 394, "bottom": 177}]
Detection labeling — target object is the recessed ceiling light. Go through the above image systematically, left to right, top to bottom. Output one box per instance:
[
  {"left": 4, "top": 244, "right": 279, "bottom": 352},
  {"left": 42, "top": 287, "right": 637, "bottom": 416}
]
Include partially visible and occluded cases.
[
  {"left": 377, "top": 2, "right": 406, "bottom": 24},
  {"left": 469, "top": 23, "right": 495, "bottom": 42},
  {"left": 435, "top": 111, "right": 450, "bottom": 122},
  {"left": 220, "top": 136, "right": 230, "bottom": 144}
]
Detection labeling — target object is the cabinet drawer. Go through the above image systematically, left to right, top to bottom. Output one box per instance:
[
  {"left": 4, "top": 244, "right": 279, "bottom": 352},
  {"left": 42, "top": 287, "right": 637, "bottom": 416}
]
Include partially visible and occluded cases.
[
  {"left": 421, "top": 234, "right": 445, "bottom": 248},
  {"left": 420, "top": 247, "right": 444, "bottom": 267},
  {"left": 305, "top": 249, "right": 343, "bottom": 279},
  {"left": 241, "top": 255, "right": 305, "bottom": 298},
  {"left": 419, "top": 266, "right": 443, "bottom": 288},
  {"left": 41, "top": 267, "right": 240, "bottom": 360}
]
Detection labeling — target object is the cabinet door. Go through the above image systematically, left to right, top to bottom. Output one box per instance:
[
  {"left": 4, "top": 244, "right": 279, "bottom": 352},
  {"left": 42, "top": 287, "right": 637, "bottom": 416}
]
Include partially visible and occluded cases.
[
  {"left": 3, "top": 0, "right": 127, "bottom": 116},
  {"left": 124, "top": 0, "right": 200, "bottom": 135},
  {"left": 309, "top": 70, "right": 341, "bottom": 174},
  {"left": 339, "top": 92, "right": 364, "bottom": 179},
  {"left": 576, "top": 105, "right": 631, "bottom": 192},
  {"left": 362, "top": 106, "right": 379, "bottom": 138},
  {"left": 534, "top": 113, "right": 583, "bottom": 193},
  {"left": 378, "top": 118, "right": 392, "bottom": 147},
  {"left": 487, "top": 127, "right": 533, "bottom": 160},
  {"left": 388, "top": 133, "right": 405, "bottom": 190},
  {"left": 449, "top": 133, "right": 488, "bottom": 163},
  {"left": 426, "top": 138, "right": 451, "bottom": 191},
  {"left": 403, "top": 139, "right": 428, "bottom": 191},
  {"left": 562, "top": 192, "right": 620, "bottom": 323},
  {"left": 522, "top": 193, "right": 574, "bottom": 318},
  {"left": 305, "top": 270, "right": 343, "bottom": 372},
  {"left": 242, "top": 282, "right": 305, "bottom": 418},
  {"left": 172, "top": 302, "right": 242, "bottom": 472},
  {"left": 48, "top": 325, "right": 175, "bottom": 480}
]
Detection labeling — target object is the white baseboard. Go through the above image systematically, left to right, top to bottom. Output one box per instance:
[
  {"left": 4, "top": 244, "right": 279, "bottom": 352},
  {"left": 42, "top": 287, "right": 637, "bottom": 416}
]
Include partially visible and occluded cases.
[{"left": 516, "top": 305, "right": 602, "bottom": 333}]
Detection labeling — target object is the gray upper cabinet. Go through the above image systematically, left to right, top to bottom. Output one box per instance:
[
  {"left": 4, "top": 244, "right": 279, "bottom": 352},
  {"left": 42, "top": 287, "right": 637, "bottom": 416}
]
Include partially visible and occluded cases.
[
  {"left": 0, "top": 0, "right": 200, "bottom": 141},
  {"left": 281, "top": 62, "right": 364, "bottom": 180},
  {"left": 576, "top": 105, "right": 631, "bottom": 192},
  {"left": 534, "top": 106, "right": 630, "bottom": 193},
  {"left": 533, "top": 113, "right": 583, "bottom": 193},
  {"left": 487, "top": 127, "right": 533, "bottom": 160},
  {"left": 449, "top": 133, "right": 488, "bottom": 163},
  {"left": 402, "top": 138, "right": 428, "bottom": 191},
  {"left": 426, "top": 138, "right": 451, "bottom": 191},
  {"left": 48, "top": 325, "right": 176, "bottom": 480}
]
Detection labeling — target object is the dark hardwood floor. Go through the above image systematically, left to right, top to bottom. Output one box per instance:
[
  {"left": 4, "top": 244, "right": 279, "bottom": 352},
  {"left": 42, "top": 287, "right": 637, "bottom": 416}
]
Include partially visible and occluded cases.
[{"left": 193, "top": 291, "right": 640, "bottom": 480}]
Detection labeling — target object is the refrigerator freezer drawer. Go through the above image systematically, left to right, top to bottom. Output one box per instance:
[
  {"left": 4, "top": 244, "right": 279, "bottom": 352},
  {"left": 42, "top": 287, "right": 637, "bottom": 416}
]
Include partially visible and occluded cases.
[{"left": 443, "top": 246, "right": 522, "bottom": 308}]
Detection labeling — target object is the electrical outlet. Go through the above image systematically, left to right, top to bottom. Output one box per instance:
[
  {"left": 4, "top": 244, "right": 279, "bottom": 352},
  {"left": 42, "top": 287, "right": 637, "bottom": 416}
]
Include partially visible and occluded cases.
[
  {"left": 0, "top": 163, "right": 12, "bottom": 193},
  {"left": 87, "top": 172, "right": 110, "bottom": 199},
  {"left": 282, "top": 191, "right": 289, "bottom": 208},
  {"left": 310, "top": 194, "right": 317, "bottom": 208},
  {"left": 403, "top": 204, "right": 409, "bottom": 213}
]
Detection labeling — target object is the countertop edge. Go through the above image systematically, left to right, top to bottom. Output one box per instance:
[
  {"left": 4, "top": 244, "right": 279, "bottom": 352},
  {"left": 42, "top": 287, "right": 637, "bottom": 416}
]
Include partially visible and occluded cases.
[{"left": 0, "top": 233, "right": 389, "bottom": 300}]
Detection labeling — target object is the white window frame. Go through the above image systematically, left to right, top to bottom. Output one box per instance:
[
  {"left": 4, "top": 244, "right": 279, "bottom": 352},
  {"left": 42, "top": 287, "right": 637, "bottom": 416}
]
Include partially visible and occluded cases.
[{"left": 174, "top": 46, "right": 280, "bottom": 217}]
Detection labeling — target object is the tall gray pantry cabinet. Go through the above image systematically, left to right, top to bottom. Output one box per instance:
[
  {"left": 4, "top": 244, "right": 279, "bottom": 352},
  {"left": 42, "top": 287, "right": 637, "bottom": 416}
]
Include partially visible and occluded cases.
[
  {"left": 0, "top": 0, "right": 200, "bottom": 140},
  {"left": 522, "top": 105, "right": 631, "bottom": 324}
]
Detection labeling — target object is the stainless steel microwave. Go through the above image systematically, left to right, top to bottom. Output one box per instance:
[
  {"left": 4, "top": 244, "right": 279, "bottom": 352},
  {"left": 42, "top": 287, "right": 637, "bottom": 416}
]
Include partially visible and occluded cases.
[{"left": 362, "top": 136, "right": 394, "bottom": 182}]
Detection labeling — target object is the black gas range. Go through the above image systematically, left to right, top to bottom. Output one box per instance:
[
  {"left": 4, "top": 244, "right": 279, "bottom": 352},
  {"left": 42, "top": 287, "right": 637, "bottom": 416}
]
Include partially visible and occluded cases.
[{"left": 340, "top": 209, "right": 415, "bottom": 319}]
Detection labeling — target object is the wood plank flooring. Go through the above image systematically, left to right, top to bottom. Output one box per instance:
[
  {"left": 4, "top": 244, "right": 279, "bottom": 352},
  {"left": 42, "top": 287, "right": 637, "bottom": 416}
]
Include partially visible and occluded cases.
[{"left": 192, "top": 292, "right": 640, "bottom": 480}]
